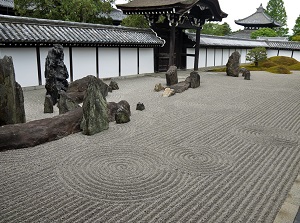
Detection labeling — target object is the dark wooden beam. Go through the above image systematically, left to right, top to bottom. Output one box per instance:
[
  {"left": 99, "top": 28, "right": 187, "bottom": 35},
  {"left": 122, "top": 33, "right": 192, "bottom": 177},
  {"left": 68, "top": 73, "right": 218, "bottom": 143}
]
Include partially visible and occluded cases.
[
  {"left": 169, "top": 24, "right": 176, "bottom": 67},
  {"left": 194, "top": 27, "right": 201, "bottom": 71}
]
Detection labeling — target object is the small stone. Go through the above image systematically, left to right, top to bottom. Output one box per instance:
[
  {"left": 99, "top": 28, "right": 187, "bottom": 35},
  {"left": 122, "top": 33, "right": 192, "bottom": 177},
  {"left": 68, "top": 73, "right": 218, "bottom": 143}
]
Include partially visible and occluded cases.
[
  {"left": 240, "top": 67, "right": 251, "bottom": 80},
  {"left": 109, "top": 80, "right": 119, "bottom": 90},
  {"left": 170, "top": 81, "right": 190, "bottom": 93},
  {"left": 154, "top": 83, "right": 165, "bottom": 92},
  {"left": 162, "top": 88, "right": 175, "bottom": 97},
  {"left": 44, "top": 95, "right": 54, "bottom": 113},
  {"left": 107, "top": 100, "right": 131, "bottom": 122},
  {"left": 136, "top": 102, "right": 145, "bottom": 111},
  {"left": 115, "top": 107, "right": 130, "bottom": 124}
]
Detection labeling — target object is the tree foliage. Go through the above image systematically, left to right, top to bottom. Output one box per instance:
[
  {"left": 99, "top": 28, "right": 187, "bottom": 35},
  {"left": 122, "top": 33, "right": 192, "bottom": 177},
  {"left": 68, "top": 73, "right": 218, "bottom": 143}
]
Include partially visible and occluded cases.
[
  {"left": 14, "top": 0, "right": 114, "bottom": 24},
  {"left": 266, "top": 0, "right": 288, "bottom": 36},
  {"left": 121, "top": 15, "right": 149, "bottom": 28},
  {"left": 292, "top": 15, "right": 300, "bottom": 36},
  {"left": 201, "top": 22, "right": 231, "bottom": 36},
  {"left": 250, "top": 28, "right": 278, "bottom": 39},
  {"left": 246, "top": 47, "right": 268, "bottom": 67}
]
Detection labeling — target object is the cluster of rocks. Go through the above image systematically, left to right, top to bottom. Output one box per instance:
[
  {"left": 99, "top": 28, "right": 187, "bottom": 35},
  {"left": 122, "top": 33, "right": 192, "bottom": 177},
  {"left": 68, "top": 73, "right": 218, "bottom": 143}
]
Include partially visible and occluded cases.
[
  {"left": 0, "top": 45, "right": 134, "bottom": 150},
  {"left": 226, "top": 51, "right": 251, "bottom": 80},
  {"left": 155, "top": 66, "right": 200, "bottom": 97}
]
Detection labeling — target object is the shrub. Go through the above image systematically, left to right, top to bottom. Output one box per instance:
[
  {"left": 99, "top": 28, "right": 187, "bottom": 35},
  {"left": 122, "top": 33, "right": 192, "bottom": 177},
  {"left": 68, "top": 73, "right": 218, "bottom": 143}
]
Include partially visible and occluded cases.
[
  {"left": 246, "top": 47, "right": 267, "bottom": 67},
  {"left": 268, "top": 56, "right": 299, "bottom": 66},
  {"left": 259, "top": 60, "right": 277, "bottom": 68},
  {"left": 289, "top": 62, "right": 300, "bottom": 70},
  {"left": 266, "top": 65, "right": 291, "bottom": 74}
]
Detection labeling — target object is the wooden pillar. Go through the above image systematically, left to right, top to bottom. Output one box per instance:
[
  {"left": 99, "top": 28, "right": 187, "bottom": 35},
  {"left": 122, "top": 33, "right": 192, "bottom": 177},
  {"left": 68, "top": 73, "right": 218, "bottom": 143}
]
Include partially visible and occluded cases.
[
  {"left": 169, "top": 24, "right": 176, "bottom": 66},
  {"left": 194, "top": 27, "right": 201, "bottom": 71}
]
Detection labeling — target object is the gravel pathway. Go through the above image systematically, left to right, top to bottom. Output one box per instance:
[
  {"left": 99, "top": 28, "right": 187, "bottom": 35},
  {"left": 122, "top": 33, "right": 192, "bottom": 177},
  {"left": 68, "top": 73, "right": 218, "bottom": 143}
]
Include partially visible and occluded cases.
[{"left": 1, "top": 71, "right": 300, "bottom": 223}]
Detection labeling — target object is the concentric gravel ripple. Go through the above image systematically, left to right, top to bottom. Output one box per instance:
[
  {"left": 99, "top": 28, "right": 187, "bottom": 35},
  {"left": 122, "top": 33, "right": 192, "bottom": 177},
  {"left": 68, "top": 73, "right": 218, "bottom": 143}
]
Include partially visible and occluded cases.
[
  {"left": 232, "top": 125, "right": 299, "bottom": 148},
  {"left": 163, "top": 146, "right": 234, "bottom": 175},
  {"left": 56, "top": 149, "right": 184, "bottom": 203}
]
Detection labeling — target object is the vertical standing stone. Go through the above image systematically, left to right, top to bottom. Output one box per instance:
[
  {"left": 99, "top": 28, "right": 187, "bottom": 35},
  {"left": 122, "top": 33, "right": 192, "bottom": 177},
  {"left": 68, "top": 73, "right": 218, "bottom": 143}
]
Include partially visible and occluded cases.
[
  {"left": 44, "top": 44, "right": 69, "bottom": 105},
  {"left": 226, "top": 51, "right": 241, "bottom": 77},
  {"left": 0, "top": 56, "right": 26, "bottom": 126},
  {"left": 166, "top": 66, "right": 178, "bottom": 86},
  {"left": 190, "top": 71, "right": 200, "bottom": 88},
  {"left": 81, "top": 76, "right": 109, "bottom": 135},
  {"left": 57, "top": 91, "right": 80, "bottom": 115},
  {"left": 44, "top": 95, "right": 54, "bottom": 113}
]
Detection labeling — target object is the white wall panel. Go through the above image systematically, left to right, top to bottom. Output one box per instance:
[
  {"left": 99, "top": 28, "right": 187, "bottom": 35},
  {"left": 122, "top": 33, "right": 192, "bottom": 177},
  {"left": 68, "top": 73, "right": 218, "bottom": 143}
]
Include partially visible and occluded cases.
[
  {"left": 40, "top": 47, "right": 70, "bottom": 85},
  {"left": 72, "top": 47, "right": 96, "bottom": 80},
  {"left": 98, "top": 47, "right": 119, "bottom": 78},
  {"left": 0, "top": 48, "right": 38, "bottom": 87},
  {"left": 121, "top": 48, "right": 138, "bottom": 76},
  {"left": 139, "top": 48, "right": 154, "bottom": 74},
  {"left": 186, "top": 48, "right": 194, "bottom": 69},
  {"left": 199, "top": 48, "right": 206, "bottom": 68},
  {"left": 207, "top": 48, "right": 215, "bottom": 67},
  {"left": 215, "top": 49, "right": 222, "bottom": 66},
  {"left": 222, "top": 49, "right": 230, "bottom": 65},
  {"left": 240, "top": 49, "right": 248, "bottom": 63},
  {"left": 267, "top": 50, "right": 278, "bottom": 58},
  {"left": 278, "top": 50, "right": 292, "bottom": 57},
  {"left": 292, "top": 51, "right": 300, "bottom": 61}
]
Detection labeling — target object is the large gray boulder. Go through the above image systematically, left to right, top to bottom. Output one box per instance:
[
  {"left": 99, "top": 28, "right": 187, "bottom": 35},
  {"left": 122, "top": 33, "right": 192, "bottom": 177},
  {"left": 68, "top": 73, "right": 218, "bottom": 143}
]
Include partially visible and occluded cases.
[
  {"left": 44, "top": 44, "right": 69, "bottom": 105},
  {"left": 226, "top": 51, "right": 241, "bottom": 77},
  {"left": 0, "top": 56, "right": 26, "bottom": 126},
  {"left": 166, "top": 66, "right": 178, "bottom": 86},
  {"left": 67, "top": 75, "right": 109, "bottom": 104},
  {"left": 81, "top": 76, "right": 109, "bottom": 135},
  {"left": 58, "top": 91, "right": 80, "bottom": 115}
]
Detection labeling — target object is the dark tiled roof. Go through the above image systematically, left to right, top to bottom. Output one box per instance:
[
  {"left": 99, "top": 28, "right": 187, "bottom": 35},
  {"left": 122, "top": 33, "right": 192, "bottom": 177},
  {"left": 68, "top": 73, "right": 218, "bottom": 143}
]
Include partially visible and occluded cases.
[
  {"left": 0, "top": 0, "right": 13, "bottom": 8},
  {"left": 117, "top": 0, "right": 227, "bottom": 21},
  {"left": 235, "top": 4, "right": 281, "bottom": 28},
  {"left": 0, "top": 15, "right": 165, "bottom": 47},
  {"left": 229, "top": 30, "right": 254, "bottom": 39},
  {"left": 187, "top": 32, "right": 300, "bottom": 50},
  {"left": 187, "top": 33, "right": 268, "bottom": 48}
]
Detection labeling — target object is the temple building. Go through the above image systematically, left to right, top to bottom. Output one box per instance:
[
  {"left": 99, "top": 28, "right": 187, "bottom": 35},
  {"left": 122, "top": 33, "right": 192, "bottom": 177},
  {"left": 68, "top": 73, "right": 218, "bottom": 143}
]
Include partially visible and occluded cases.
[{"left": 230, "top": 4, "right": 281, "bottom": 39}]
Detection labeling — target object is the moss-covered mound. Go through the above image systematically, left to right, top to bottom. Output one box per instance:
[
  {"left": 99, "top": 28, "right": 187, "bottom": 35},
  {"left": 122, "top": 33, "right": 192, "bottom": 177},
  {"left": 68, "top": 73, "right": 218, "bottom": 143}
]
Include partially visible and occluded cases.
[
  {"left": 267, "top": 56, "right": 299, "bottom": 66},
  {"left": 259, "top": 60, "right": 277, "bottom": 68},
  {"left": 288, "top": 62, "right": 300, "bottom": 70},
  {"left": 266, "top": 65, "right": 291, "bottom": 74}
]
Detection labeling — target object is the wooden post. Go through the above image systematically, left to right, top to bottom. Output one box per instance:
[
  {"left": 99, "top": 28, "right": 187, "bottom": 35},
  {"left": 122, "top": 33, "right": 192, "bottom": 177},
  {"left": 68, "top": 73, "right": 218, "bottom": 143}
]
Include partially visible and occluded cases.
[
  {"left": 169, "top": 24, "right": 176, "bottom": 66},
  {"left": 194, "top": 27, "right": 201, "bottom": 71}
]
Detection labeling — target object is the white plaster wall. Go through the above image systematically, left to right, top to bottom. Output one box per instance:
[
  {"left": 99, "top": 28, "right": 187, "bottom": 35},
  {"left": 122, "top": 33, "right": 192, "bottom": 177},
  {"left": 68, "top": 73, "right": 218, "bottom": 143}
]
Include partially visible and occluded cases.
[
  {"left": 40, "top": 47, "right": 70, "bottom": 85},
  {"left": 72, "top": 47, "right": 96, "bottom": 80},
  {"left": 98, "top": 47, "right": 119, "bottom": 78},
  {"left": 0, "top": 48, "right": 38, "bottom": 87},
  {"left": 121, "top": 48, "right": 138, "bottom": 76},
  {"left": 139, "top": 48, "right": 154, "bottom": 74},
  {"left": 186, "top": 48, "right": 194, "bottom": 69},
  {"left": 199, "top": 48, "right": 206, "bottom": 68},
  {"left": 206, "top": 48, "right": 215, "bottom": 67},
  {"left": 229, "top": 48, "right": 236, "bottom": 56},
  {"left": 215, "top": 49, "right": 222, "bottom": 66},
  {"left": 222, "top": 49, "right": 230, "bottom": 65},
  {"left": 240, "top": 49, "right": 248, "bottom": 63},
  {"left": 267, "top": 50, "right": 278, "bottom": 58},
  {"left": 278, "top": 50, "right": 292, "bottom": 57},
  {"left": 292, "top": 51, "right": 300, "bottom": 61}
]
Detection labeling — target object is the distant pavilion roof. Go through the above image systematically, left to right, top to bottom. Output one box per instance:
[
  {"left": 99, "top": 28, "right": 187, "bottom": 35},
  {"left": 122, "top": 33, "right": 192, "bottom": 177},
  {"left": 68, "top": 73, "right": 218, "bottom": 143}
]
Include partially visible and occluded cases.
[
  {"left": 117, "top": 0, "right": 227, "bottom": 23},
  {"left": 235, "top": 4, "right": 281, "bottom": 28},
  {"left": 0, "top": 15, "right": 165, "bottom": 47}
]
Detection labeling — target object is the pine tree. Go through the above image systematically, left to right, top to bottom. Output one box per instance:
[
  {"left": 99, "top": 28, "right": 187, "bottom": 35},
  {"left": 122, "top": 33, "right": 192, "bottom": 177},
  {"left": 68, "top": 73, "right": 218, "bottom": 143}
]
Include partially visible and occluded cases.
[
  {"left": 266, "top": 0, "right": 288, "bottom": 36},
  {"left": 292, "top": 15, "right": 300, "bottom": 35}
]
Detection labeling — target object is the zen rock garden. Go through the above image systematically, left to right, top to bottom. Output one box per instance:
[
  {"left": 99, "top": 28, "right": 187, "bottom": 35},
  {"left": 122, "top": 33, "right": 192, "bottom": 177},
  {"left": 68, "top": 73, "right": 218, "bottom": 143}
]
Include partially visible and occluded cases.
[{"left": 0, "top": 46, "right": 250, "bottom": 150}]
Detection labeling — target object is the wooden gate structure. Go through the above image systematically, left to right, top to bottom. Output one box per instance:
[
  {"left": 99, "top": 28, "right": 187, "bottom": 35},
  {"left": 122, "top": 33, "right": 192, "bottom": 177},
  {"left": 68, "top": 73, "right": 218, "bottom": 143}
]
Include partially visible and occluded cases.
[{"left": 118, "top": 0, "right": 227, "bottom": 72}]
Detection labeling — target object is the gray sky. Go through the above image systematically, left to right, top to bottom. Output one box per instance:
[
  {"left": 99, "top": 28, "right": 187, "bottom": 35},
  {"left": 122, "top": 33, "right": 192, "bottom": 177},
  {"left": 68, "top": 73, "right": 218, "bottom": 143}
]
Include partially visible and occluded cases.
[{"left": 115, "top": 0, "right": 299, "bottom": 34}]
